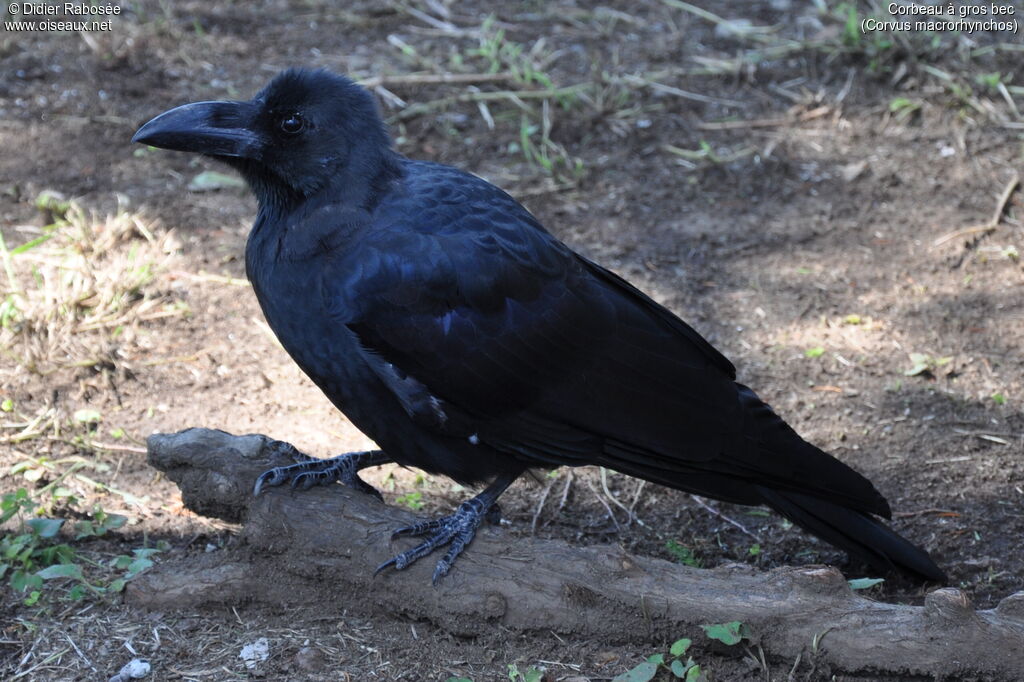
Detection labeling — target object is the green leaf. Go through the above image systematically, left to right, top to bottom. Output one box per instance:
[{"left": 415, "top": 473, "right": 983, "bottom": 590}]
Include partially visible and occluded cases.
[
  {"left": 889, "top": 97, "right": 912, "bottom": 112},
  {"left": 188, "top": 171, "right": 245, "bottom": 192},
  {"left": 10, "top": 233, "right": 55, "bottom": 255},
  {"left": 842, "top": 314, "right": 862, "bottom": 325},
  {"left": 804, "top": 346, "right": 825, "bottom": 358},
  {"left": 904, "top": 353, "right": 932, "bottom": 376},
  {"left": 991, "top": 393, "right": 1006, "bottom": 405},
  {"left": 1, "top": 398, "right": 13, "bottom": 412},
  {"left": 73, "top": 408, "right": 102, "bottom": 424},
  {"left": 22, "top": 468, "right": 44, "bottom": 483},
  {"left": 395, "top": 491, "right": 424, "bottom": 510},
  {"left": 100, "top": 513, "right": 128, "bottom": 532},
  {"left": 26, "top": 518, "right": 63, "bottom": 539},
  {"left": 3, "top": 535, "right": 30, "bottom": 560},
  {"left": 665, "top": 540, "right": 701, "bottom": 567},
  {"left": 747, "top": 543, "right": 761, "bottom": 557},
  {"left": 112, "top": 555, "right": 134, "bottom": 570},
  {"left": 125, "top": 557, "right": 154, "bottom": 578},
  {"left": 36, "top": 563, "right": 83, "bottom": 581},
  {"left": 11, "top": 570, "right": 44, "bottom": 592},
  {"left": 848, "top": 577, "right": 884, "bottom": 590},
  {"left": 108, "top": 578, "right": 126, "bottom": 593},
  {"left": 23, "top": 590, "right": 41, "bottom": 606},
  {"left": 701, "top": 621, "right": 746, "bottom": 646},
  {"left": 669, "top": 638, "right": 692, "bottom": 657},
  {"left": 647, "top": 653, "right": 665, "bottom": 665},
  {"left": 670, "top": 658, "right": 687, "bottom": 677},
  {"left": 612, "top": 661, "right": 658, "bottom": 682},
  {"left": 686, "top": 664, "right": 702, "bottom": 681},
  {"left": 522, "top": 668, "right": 543, "bottom": 682}
]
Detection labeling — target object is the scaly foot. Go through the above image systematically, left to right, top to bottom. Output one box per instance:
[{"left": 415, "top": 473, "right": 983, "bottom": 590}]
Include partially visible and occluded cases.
[
  {"left": 253, "top": 442, "right": 390, "bottom": 500},
  {"left": 375, "top": 472, "right": 517, "bottom": 583}
]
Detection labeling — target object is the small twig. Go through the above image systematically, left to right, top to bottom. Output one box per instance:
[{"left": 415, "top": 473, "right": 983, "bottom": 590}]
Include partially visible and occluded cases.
[
  {"left": 659, "top": 0, "right": 779, "bottom": 44},
  {"left": 396, "top": 4, "right": 461, "bottom": 33},
  {"left": 835, "top": 68, "right": 856, "bottom": 104},
  {"left": 357, "top": 72, "right": 516, "bottom": 89},
  {"left": 622, "top": 75, "right": 742, "bottom": 107},
  {"left": 997, "top": 81, "right": 1021, "bottom": 120},
  {"left": 392, "top": 84, "right": 589, "bottom": 122},
  {"left": 373, "top": 85, "right": 407, "bottom": 110},
  {"left": 475, "top": 97, "right": 495, "bottom": 130},
  {"left": 696, "top": 106, "right": 830, "bottom": 130},
  {"left": 933, "top": 173, "right": 1020, "bottom": 246},
  {"left": 512, "top": 180, "right": 580, "bottom": 198},
  {"left": 170, "top": 270, "right": 249, "bottom": 286},
  {"left": 951, "top": 428, "right": 1012, "bottom": 445},
  {"left": 80, "top": 440, "right": 147, "bottom": 454},
  {"left": 924, "top": 456, "right": 973, "bottom": 465},
  {"left": 601, "top": 467, "right": 637, "bottom": 527},
  {"left": 548, "top": 469, "right": 574, "bottom": 527},
  {"left": 584, "top": 473, "right": 621, "bottom": 531},
  {"left": 530, "top": 475, "right": 557, "bottom": 534},
  {"left": 628, "top": 479, "right": 647, "bottom": 519},
  {"left": 689, "top": 495, "right": 761, "bottom": 541},
  {"left": 893, "top": 508, "right": 958, "bottom": 518},
  {"left": 63, "top": 633, "right": 96, "bottom": 673},
  {"left": 787, "top": 652, "right": 802, "bottom": 682}
]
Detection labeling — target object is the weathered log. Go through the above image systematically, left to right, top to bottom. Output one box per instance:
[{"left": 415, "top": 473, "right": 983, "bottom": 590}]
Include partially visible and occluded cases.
[{"left": 129, "top": 428, "right": 1024, "bottom": 680}]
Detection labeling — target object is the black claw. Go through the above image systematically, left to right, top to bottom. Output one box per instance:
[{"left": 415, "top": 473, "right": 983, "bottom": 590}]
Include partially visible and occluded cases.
[
  {"left": 253, "top": 467, "right": 288, "bottom": 496},
  {"left": 354, "top": 478, "right": 385, "bottom": 502},
  {"left": 377, "top": 498, "right": 496, "bottom": 583},
  {"left": 374, "top": 557, "right": 397, "bottom": 576}
]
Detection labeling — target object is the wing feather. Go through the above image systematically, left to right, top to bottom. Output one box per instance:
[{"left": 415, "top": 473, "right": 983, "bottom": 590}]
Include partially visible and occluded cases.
[{"left": 323, "top": 162, "right": 886, "bottom": 516}]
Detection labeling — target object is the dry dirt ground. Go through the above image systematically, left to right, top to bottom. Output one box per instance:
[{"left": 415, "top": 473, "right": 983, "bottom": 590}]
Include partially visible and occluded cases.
[{"left": 1, "top": 0, "right": 1023, "bottom": 680}]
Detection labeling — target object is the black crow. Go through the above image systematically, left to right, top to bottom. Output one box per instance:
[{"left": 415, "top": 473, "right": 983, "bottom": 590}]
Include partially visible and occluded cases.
[{"left": 133, "top": 69, "right": 945, "bottom": 584}]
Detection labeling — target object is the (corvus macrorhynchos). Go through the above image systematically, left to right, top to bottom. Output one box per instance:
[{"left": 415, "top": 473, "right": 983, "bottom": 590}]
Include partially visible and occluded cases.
[{"left": 133, "top": 69, "right": 945, "bottom": 584}]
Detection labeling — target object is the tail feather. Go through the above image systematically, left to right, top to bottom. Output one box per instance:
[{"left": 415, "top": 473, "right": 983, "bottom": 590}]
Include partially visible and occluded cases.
[
  {"left": 737, "top": 384, "right": 892, "bottom": 518},
  {"left": 757, "top": 486, "right": 946, "bottom": 582}
]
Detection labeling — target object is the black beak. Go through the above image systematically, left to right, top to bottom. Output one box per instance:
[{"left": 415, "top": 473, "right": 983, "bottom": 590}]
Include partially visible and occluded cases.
[{"left": 132, "top": 100, "right": 263, "bottom": 159}]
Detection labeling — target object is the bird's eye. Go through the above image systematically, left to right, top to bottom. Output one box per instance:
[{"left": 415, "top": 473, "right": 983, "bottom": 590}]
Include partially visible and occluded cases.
[{"left": 279, "top": 113, "right": 306, "bottom": 135}]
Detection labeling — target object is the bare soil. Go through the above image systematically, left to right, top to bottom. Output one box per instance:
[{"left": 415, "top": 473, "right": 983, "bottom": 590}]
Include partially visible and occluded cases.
[{"left": 1, "top": 1, "right": 1023, "bottom": 680}]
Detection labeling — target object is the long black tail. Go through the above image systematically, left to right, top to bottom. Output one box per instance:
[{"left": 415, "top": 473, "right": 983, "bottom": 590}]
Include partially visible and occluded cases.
[
  {"left": 593, "top": 380, "right": 946, "bottom": 582},
  {"left": 757, "top": 486, "right": 946, "bottom": 582}
]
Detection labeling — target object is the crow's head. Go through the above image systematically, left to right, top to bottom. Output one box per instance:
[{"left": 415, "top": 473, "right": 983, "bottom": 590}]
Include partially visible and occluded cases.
[{"left": 133, "top": 69, "right": 390, "bottom": 207}]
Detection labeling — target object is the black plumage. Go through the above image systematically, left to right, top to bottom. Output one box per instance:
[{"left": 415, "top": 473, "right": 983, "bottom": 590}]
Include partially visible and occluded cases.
[{"left": 133, "top": 69, "right": 945, "bottom": 583}]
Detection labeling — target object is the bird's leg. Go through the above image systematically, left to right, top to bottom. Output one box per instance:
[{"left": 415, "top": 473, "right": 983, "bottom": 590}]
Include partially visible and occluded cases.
[
  {"left": 253, "top": 440, "right": 390, "bottom": 500},
  {"left": 376, "top": 471, "right": 518, "bottom": 584}
]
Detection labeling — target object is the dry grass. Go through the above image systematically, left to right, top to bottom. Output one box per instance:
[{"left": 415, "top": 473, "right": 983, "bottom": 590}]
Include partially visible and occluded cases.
[{"left": 0, "top": 193, "right": 185, "bottom": 379}]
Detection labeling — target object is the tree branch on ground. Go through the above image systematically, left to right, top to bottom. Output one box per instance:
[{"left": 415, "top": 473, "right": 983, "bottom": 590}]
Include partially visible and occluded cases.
[{"left": 130, "top": 429, "right": 1024, "bottom": 680}]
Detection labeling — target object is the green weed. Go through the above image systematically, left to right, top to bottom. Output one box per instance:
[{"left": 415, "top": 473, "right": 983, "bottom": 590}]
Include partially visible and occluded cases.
[
  {"left": 1, "top": 487, "right": 159, "bottom": 604},
  {"left": 395, "top": 491, "right": 424, "bottom": 510},
  {"left": 665, "top": 539, "right": 702, "bottom": 568},
  {"left": 613, "top": 636, "right": 701, "bottom": 681}
]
